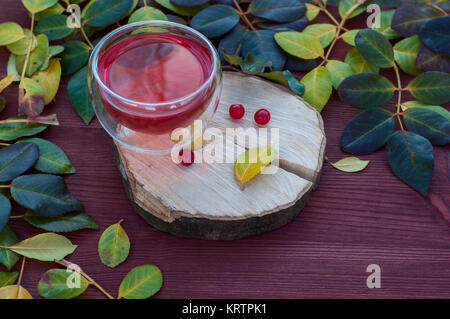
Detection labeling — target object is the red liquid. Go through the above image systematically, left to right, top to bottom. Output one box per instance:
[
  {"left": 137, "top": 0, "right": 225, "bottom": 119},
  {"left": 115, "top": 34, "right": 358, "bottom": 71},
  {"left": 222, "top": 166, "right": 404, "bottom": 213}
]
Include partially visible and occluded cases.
[{"left": 97, "top": 34, "right": 214, "bottom": 134}]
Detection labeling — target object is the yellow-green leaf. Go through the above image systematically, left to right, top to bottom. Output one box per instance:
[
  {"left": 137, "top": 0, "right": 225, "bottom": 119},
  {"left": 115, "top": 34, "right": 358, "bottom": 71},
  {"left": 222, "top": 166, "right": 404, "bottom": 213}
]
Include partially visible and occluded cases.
[
  {"left": 22, "top": 0, "right": 59, "bottom": 13},
  {"left": 305, "top": 3, "right": 320, "bottom": 21},
  {"left": 128, "top": 7, "right": 167, "bottom": 23},
  {"left": 0, "top": 22, "right": 25, "bottom": 46},
  {"left": 302, "top": 24, "right": 337, "bottom": 48},
  {"left": 7, "top": 29, "right": 37, "bottom": 55},
  {"left": 341, "top": 29, "right": 360, "bottom": 46},
  {"left": 274, "top": 32, "right": 324, "bottom": 59},
  {"left": 16, "top": 34, "right": 49, "bottom": 77},
  {"left": 393, "top": 35, "right": 422, "bottom": 76},
  {"left": 345, "top": 47, "right": 379, "bottom": 74},
  {"left": 31, "top": 58, "right": 61, "bottom": 105},
  {"left": 326, "top": 60, "right": 354, "bottom": 90},
  {"left": 300, "top": 66, "right": 332, "bottom": 112},
  {"left": 0, "top": 75, "right": 16, "bottom": 94},
  {"left": 18, "top": 77, "right": 45, "bottom": 117},
  {"left": 234, "top": 146, "right": 278, "bottom": 190},
  {"left": 331, "top": 157, "right": 370, "bottom": 173},
  {"left": 98, "top": 220, "right": 130, "bottom": 268},
  {"left": 5, "top": 233, "right": 77, "bottom": 261},
  {"left": 118, "top": 265, "right": 163, "bottom": 299},
  {"left": 0, "top": 285, "right": 33, "bottom": 299}
]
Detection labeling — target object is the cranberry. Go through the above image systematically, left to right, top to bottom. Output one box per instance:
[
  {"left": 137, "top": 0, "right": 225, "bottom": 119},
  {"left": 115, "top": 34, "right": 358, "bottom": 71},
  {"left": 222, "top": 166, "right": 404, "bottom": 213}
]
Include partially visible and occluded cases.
[
  {"left": 229, "top": 104, "right": 245, "bottom": 119},
  {"left": 254, "top": 109, "right": 271, "bottom": 125},
  {"left": 179, "top": 149, "right": 194, "bottom": 166}
]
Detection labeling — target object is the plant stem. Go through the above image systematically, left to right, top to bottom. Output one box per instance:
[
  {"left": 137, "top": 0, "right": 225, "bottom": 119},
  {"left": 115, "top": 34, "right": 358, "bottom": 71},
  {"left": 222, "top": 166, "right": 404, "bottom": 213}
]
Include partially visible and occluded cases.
[
  {"left": 143, "top": 0, "right": 148, "bottom": 7},
  {"left": 233, "top": 0, "right": 257, "bottom": 32},
  {"left": 323, "top": 2, "right": 361, "bottom": 63},
  {"left": 431, "top": 3, "right": 448, "bottom": 16},
  {"left": 20, "top": 13, "right": 35, "bottom": 80},
  {"left": 80, "top": 25, "right": 94, "bottom": 49},
  {"left": 393, "top": 64, "right": 405, "bottom": 131},
  {"left": 0, "top": 142, "right": 11, "bottom": 146},
  {"left": 0, "top": 184, "right": 11, "bottom": 188},
  {"left": 9, "top": 215, "right": 25, "bottom": 219},
  {"left": 16, "top": 257, "right": 26, "bottom": 298},
  {"left": 54, "top": 259, "right": 114, "bottom": 299}
]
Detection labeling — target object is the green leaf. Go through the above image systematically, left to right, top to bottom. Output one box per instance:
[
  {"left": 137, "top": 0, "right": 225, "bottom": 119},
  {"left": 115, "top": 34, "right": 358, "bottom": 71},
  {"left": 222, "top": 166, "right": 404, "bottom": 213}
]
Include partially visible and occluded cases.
[
  {"left": 21, "top": 0, "right": 58, "bottom": 13},
  {"left": 84, "top": 0, "right": 134, "bottom": 27},
  {"left": 154, "top": 0, "right": 208, "bottom": 16},
  {"left": 171, "top": 0, "right": 209, "bottom": 6},
  {"left": 249, "top": 0, "right": 306, "bottom": 23},
  {"left": 338, "top": 0, "right": 368, "bottom": 19},
  {"left": 34, "top": 2, "right": 64, "bottom": 21},
  {"left": 305, "top": 3, "right": 320, "bottom": 22},
  {"left": 392, "top": 4, "right": 445, "bottom": 38},
  {"left": 190, "top": 5, "right": 240, "bottom": 38},
  {"left": 128, "top": 7, "right": 167, "bottom": 23},
  {"left": 372, "top": 9, "right": 400, "bottom": 40},
  {"left": 35, "top": 14, "right": 73, "bottom": 41},
  {"left": 257, "top": 16, "right": 308, "bottom": 32},
  {"left": 419, "top": 16, "right": 450, "bottom": 55},
  {"left": 0, "top": 22, "right": 25, "bottom": 46},
  {"left": 301, "top": 24, "right": 336, "bottom": 48},
  {"left": 6, "top": 29, "right": 37, "bottom": 56},
  {"left": 341, "top": 29, "right": 360, "bottom": 46},
  {"left": 355, "top": 29, "right": 394, "bottom": 68},
  {"left": 242, "top": 30, "right": 286, "bottom": 71},
  {"left": 274, "top": 32, "right": 324, "bottom": 59},
  {"left": 16, "top": 34, "right": 49, "bottom": 77},
  {"left": 393, "top": 35, "right": 422, "bottom": 76},
  {"left": 60, "top": 41, "right": 90, "bottom": 76},
  {"left": 40, "top": 45, "right": 64, "bottom": 71},
  {"left": 416, "top": 45, "right": 450, "bottom": 73},
  {"left": 345, "top": 48, "right": 379, "bottom": 74},
  {"left": 220, "top": 49, "right": 241, "bottom": 66},
  {"left": 239, "top": 53, "right": 272, "bottom": 75},
  {"left": 7, "top": 55, "right": 21, "bottom": 82},
  {"left": 31, "top": 58, "right": 61, "bottom": 105},
  {"left": 325, "top": 60, "right": 354, "bottom": 90},
  {"left": 67, "top": 66, "right": 95, "bottom": 125},
  {"left": 300, "top": 66, "right": 332, "bottom": 112},
  {"left": 406, "top": 71, "right": 450, "bottom": 105},
  {"left": 338, "top": 73, "right": 395, "bottom": 109},
  {"left": 0, "top": 75, "right": 16, "bottom": 94},
  {"left": 18, "top": 77, "right": 45, "bottom": 117},
  {"left": 401, "top": 101, "right": 450, "bottom": 121},
  {"left": 403, "top": 107, "right": 450, "bottom": 145},
  {"left": 341, "top": 108, "right": 395, "bottom": 155},
  {"left": 0, "top": 117, "right": 48, "bottom": 142},
  {"left": 386, "top": 131, "right": 433, "bottom": 195},
  {"left": 17, "top": 137, "right": 75, "bottom": 174},
  {"left": 0, "top": 142, "right": 39, "bottom": 182},
  {"left": 234, "top": 146, "right": 278, "bottom": 190},
  {"left": 331, "top": 157, "right": 370, "bottom": 173},
  {"left": 11, "top": 174, "right": 84, "bottom": 217},
  {"left": 0, "top": 194, "right": 11, "bottom": 233},
  {"left": 25, "top": 211, "right": 98, "bottom": 232},
  {"left": 98, "top": 220, "right": 130, "bottom": 268},
  {"left": 0, "top": 227, "right": 19, "bottom": 271},
  {"left": 6, "top": 232, "right": 77, "bottom": 261},
  {"left": 118, "top": 265, "right": 163, "bottom": 299},
  {"left": 38, "top": 268, "right": 89, "bottom": 299},
  {"left": 0, "top": 272, "right": 18, "bottom": 287}
]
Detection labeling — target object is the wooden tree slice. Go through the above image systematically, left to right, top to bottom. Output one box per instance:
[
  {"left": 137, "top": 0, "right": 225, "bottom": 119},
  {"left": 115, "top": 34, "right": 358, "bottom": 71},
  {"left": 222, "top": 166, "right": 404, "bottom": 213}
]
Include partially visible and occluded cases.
[{"left": 114, "top": 72, "right": 326, "bottom": 240}]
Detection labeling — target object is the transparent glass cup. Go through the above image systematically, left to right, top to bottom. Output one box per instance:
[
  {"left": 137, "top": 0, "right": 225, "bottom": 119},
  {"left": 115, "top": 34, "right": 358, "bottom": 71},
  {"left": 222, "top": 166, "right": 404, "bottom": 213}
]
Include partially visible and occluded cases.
[{"left": 88, "top": 21, "right": 222, "bottom": 155}]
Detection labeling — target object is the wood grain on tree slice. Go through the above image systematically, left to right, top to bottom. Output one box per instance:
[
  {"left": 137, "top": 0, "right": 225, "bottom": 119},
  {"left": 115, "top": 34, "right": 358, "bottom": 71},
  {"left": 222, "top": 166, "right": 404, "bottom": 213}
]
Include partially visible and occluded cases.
[{"left": 114, "top": 72, "right": 325, "bottom": 240}]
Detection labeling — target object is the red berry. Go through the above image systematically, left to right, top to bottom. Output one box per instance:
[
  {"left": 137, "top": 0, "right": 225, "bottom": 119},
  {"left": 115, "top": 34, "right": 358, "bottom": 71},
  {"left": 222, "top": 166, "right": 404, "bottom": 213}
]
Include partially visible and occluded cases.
[
  {"left": 229, "top": 104, "right": 245, "bottom": 119},
  {"left": 254, "top": 109, "right": 271, "bottom": 125},
  {"left": 179, "top": 149, "right": 194, "bottom": 166}
]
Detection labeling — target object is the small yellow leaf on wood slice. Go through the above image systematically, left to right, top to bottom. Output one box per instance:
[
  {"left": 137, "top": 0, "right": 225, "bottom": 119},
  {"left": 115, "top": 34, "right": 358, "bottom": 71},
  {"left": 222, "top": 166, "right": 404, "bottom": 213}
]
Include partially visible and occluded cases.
[
  {"left": 234, "top": 146, "right": 278, "bottom": 190},
  {"left": 331, "top": 157, "right": 370, "bottom": 173},
  {"left": 0, "top": 285, "right": 33, "bottom": 299}
]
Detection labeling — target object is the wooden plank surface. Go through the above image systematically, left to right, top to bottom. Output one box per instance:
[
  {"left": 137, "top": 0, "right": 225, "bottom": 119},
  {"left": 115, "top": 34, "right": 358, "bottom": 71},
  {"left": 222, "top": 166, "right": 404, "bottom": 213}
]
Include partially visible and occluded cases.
[{"left": 1, "top": 3, "right": 450, "bottom": 298}]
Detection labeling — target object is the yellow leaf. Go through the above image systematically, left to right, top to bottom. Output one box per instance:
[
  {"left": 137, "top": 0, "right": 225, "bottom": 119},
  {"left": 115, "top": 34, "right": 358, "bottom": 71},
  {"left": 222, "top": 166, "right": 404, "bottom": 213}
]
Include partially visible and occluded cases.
[
  {"left": 274, "top": 32, "right": 324, "bottom": 60},
  {"left": 32, "top": 58, "right": 61, "bottom": 105},
  {"left": 0, "top": 75, "right": 16, "bottom": 93},
  {"left": 234, "top": 146, "right": 278, "bottom": 190},
  {"left": 331, "top": 157, "right": 369, "bottom": 173},
  {"left": 0, "top": 285, "right": 33, "bottom": 299}
]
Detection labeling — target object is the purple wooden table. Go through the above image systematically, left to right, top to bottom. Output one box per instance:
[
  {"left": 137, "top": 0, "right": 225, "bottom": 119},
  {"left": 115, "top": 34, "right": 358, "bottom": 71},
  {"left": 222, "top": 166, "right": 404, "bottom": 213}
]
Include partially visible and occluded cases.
[{"left": 1, "top": 3, "right": 449, "bottom": 298}]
